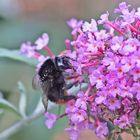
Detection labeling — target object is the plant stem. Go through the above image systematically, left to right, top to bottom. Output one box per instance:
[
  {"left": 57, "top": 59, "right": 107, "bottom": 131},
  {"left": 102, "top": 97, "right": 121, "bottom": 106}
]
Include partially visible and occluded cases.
[
  {"left": 0, "top": 84, "right": 87, "bottom": 140},
  {"left": 0, "top": 107, "right": 44, "bottom": 140}
]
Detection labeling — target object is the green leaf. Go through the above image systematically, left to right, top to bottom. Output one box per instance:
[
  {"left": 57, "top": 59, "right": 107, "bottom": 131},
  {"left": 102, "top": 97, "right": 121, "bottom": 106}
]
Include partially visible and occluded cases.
[
  {"left": 0, "top": 48, "right": 37, "bottom": 66},
  {"left": 18, "top": 82, "right": 27, "bottom": 118},
  {"left": 0, "top": 98, "right": 21, "bottom": 117},
  {"left": 137, "top": 112, "right": 140, "bottom": 120},
  {"left": 107, "top": 121, "right": 115, "bottom": 132},
  {"left": 107, "top": 121, "right": 116, "bottom": 140},
  {"left": 135, "top": 137, "right": 140, "bottom": 140}
]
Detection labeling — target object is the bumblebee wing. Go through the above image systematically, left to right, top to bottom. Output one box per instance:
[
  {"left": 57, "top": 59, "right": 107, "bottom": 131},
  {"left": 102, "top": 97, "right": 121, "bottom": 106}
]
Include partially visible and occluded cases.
[
  {"left": 32, "top": 74, "right": 41, "bottom": 89},
  {"left": 41, "top": 81, "right": 52, "bottom": 112}
]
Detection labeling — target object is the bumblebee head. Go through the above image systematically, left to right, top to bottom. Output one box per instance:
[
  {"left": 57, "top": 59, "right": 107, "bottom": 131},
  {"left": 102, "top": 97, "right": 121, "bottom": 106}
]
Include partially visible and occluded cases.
[{"left": 55, "top": 56, "right": 73, "bottom": 71}]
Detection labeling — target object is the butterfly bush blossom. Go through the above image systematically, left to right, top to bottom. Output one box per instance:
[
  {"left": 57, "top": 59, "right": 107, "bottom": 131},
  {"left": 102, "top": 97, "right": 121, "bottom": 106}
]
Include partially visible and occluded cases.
[{"left": 20, "top": 2, "right": 140, "bottom": 140}]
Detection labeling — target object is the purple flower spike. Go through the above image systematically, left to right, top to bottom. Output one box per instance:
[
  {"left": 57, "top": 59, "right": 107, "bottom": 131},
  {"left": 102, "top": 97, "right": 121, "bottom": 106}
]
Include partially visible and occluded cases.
[{"left": 20, "top": 2, "right": 140, "bottom": 140}]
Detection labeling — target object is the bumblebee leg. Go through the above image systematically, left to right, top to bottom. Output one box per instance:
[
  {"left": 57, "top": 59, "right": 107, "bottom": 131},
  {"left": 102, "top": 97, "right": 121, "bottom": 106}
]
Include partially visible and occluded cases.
[
  {"left": 66, "top": 81, "right": 78, "bottom": 90},
  {"left": 42, "top": 93, "right": 48, "bottom": 112},
  {"left": 56, "top": 95, "right": 76, "bottom": 104},
  {"left": 63, "top": 95, "right": 77, "bottom": 101}
]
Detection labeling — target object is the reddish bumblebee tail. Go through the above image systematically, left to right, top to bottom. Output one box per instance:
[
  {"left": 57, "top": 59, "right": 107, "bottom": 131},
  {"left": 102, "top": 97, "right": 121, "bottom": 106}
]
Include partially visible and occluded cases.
[{"left": 56, "top": 95, "right": 76, "bottom": 104}]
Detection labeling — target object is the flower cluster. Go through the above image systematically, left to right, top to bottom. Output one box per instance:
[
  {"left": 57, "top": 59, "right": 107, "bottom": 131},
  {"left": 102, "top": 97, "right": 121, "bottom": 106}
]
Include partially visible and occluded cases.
[{"left": 20, "top": 2, "right": 140, "bottom": 140}]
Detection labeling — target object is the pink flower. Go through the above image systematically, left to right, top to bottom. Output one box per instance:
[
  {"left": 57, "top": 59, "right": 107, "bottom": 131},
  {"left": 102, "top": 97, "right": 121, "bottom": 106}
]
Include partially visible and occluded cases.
[
  {"left": 114, "top": 2, "right": 130, "bottom": 14},
  {"left": 135, "top": 7, "right": 140, "bottom": 19},
  {"left": 98, "top": 12, "right": 109, "bottom": 24},
  {"left": 67, "top": 18, "right": 83, "bottom": 35},
  {"left": 67, "top": 18, "right": 82, "bottom": 29},
  {"left": 82, "top": 19, "right": 98, "bottom": 32},
  {"left": 95, "top": 30, "right": 108, "bottom": 41},
  {"left": 35, "top": 33, "right": 49, "bottom": 50},
  {"left": 110, "top": 36, "right": 123, "bottom": 52},
  {"left": 121, "top": 38, "right": 138, "bottom": 55},
  {"left": 20, "top": 42, "right": 35, "bottom": 57},
  {"left": 133, "top": 51, "right": 140, "bottom": 68},
  {"left": 102, "top": 53, "right": 120, "bottom": 70},
  {"left": 121, "top": 57, "right": 135, "bottom": 73},
  {"left": 131, "top": 68, "right": 140, "bottom": 81},
  {"left": 89, "top": 70, "right": 105, "bottom": 89},
  {"left": 105, "top": 71, "right": 118, "bottom": 85},
  {"left": 131, "top": 83, "right": 140, "bottom": 102},
  {"left": 109, "top": 84, "right": 121, "bottom": 97},
  {"left": 119, "top": 85, "right": 133, "bottom": 98},
  {"left": 95, "top": 91, "right": 107, "bottom": 104},
  {"left": 75, "top": 92, "right": 88, "bottom": 110},
  {"left": 104, "top": 96, "right": 121, "bottom": 111},
  {"left": 65, "top": 100, "right": 76, "bottom": 114},
  {"left": 70, "top": 108, "right": 87, "bottom": 123},
  {"left": 44, "top": 112, "right": 57, "bottom": 129},
  {"left": 114, "top": 115, "right": 130, "bottom": 129},
  {"left": 95, "top": 122, "right": 108, "bottom": 139},
  {"left": 65, "top": 127, "right": 79, "bottom": 140}
]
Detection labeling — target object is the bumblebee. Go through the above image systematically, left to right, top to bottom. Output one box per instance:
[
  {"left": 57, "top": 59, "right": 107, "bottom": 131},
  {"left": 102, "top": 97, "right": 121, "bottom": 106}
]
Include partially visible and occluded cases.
[{"left": 32, "top": 56, "right": 76, "bottom": 111}]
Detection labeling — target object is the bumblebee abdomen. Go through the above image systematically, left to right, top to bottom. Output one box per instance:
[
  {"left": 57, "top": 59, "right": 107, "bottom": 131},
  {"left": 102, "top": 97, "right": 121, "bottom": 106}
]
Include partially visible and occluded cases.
[{"left": 47, "top": 88, "right": 60, "bottom": 102}]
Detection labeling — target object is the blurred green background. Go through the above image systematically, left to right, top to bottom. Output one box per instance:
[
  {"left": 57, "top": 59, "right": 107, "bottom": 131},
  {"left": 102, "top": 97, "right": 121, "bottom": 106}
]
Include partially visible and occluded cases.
[{"left": 0, "top": 0, "right": 139, "bottom": 140}]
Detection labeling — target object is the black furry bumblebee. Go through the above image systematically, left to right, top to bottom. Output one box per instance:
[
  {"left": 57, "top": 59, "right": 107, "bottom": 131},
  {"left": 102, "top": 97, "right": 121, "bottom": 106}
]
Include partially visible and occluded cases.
[{"left": 32, "top": 56, "right": 76, "bottom": 111}]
